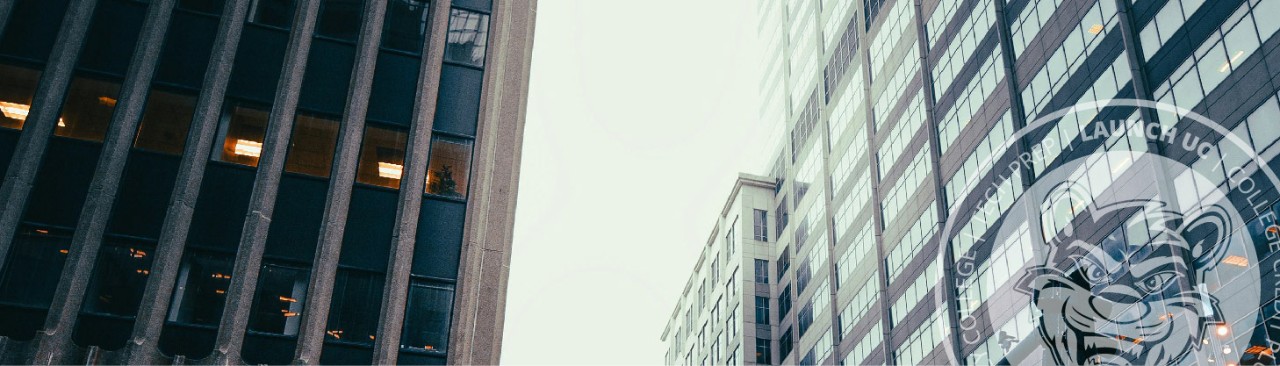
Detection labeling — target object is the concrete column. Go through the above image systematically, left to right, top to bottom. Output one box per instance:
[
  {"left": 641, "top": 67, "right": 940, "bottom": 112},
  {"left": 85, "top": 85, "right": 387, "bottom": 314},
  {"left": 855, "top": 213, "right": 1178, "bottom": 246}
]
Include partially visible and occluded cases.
[
  {"left": 0, "top": 0, "right": 98, "bottom": 276},
  {"left": 0, "top": 0, "right": 16, "bottom": 42},
  {"left": 28, "top": 0, "right": 177, "bottom": 364},
  {"left": 209, "top": 0, "right": 323, "bottom": 363},
  {"left": 292, "top": 0, "right": 388, "bottom": 364},
  {"left": 370, "top": 0, "right": 452, "bottom": 363},
  {"left": 446, "top": 0, "right": 536, "bottom": 363},
  {"left": 121, "top": 1, "right": 253, "bottom": 363}
]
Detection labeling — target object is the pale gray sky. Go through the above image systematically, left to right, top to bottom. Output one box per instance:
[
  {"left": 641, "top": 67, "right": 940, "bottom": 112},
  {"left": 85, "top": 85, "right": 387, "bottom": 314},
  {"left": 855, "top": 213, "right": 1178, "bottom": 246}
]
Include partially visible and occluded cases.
[{"left": 502, "top": 1, "right": 775, "bottom": 364}]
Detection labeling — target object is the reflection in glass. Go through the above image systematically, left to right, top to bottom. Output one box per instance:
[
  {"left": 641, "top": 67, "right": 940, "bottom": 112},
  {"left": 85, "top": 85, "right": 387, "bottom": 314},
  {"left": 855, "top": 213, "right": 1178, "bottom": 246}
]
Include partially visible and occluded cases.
[
  {"left": 248, "top": 0, "right": 296, "bottom": 29},
  {"left": 316, "top": 0, "right": 364, "bottom": 41},
  {"left": 382, "top": 0, "right": 430, "bottom": 53},
  {"left": 444, "top": 9, "right": 490, "bottom": 67},
  {"left": 0, "top": 64, "right": 42, "bottom": 130},
  {"left": 55, "top": 76, "right": 121, "bottom": 142},
  {"left": 134, "top": 90, "right": 196, "bottom": 155},
  {"left": 214, "top": 104, "right": 270, "bottom": 167},
  {"left": 284, "top": 113, "right": 339, "bottom": 177},
  {"left": 356, "top": 124, "right": 408, "bottom": 188},
  {"left": 425, "top": 135, "right": 472, "bottom": 198},
  {"left": 0, "top": 226, "right": 71, "bottom": 308},
  {"left": 83, "top": 244, "right": 155, "bottom": 316},
  {"left": 166, "top": 252, "right": 232, "bottom": 326},
  {"left": 247, "top": 263, "right": 309, "bottom": 336},
  {"left": 325, "top": 270, "right": 383, "bottom": 344},
  {"left": 400, "top": 282, "right": 453, "bottom": 353}
]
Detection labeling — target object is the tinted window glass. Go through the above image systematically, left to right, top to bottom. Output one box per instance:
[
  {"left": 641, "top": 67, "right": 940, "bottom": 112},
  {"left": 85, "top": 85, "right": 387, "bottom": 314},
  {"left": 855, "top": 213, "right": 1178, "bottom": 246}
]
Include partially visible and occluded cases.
[
  {"left": 179, "top": 0, "right": 226, "bottom": 14},
  {"left": 248, "top": 0, "right": 296, "bottom": 29},
  {"left": 316, "top": 0, "right": 364, "bottom": 41},
  {"left": 383, "top": 0, "right": 430, "bottom": 53},
  {"left": 443, "top": 8, "right": 489, "bottom": 67},
  {"left": 0, "top": 63, "right": 42, "bottom": 130},
  {"left": 55, "top": 76, "right": 121, "bottom": 142},
  {"left": 134, "top": 89, "right": 196, "bottom": 155},
  {"left": 213, "top": 103, "right": 270, "bottom": 167},
  {"left": 284, "top": 113, "right": 340, "bottom": 177},
  {"left": 356, "top": 124, "right": 408, "bottom": 188},
  {"left": 425, "top": 135, "right": 472, "bottom": 198},
  {"left": 0, "top": 226, "right": 71, "bottom": 308},
  {"left": 83, "top": 244, "right": 155, "bottom": 316},
  {"left": 166, "top": 252, "right": 232, "bottom": 326},
  {"left": 247, "top": 263, "right": 309, "bottom": 335},
  {"left": 325, "top": 270, "right": 383, "bottom": 344},
  {"left": 401, "top": 282, "right": 453, "bottom": 353}
]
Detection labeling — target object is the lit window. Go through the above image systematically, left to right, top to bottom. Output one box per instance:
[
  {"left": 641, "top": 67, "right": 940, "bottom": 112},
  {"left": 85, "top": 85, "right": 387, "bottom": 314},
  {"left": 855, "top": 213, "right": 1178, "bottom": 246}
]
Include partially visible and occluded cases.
[
  {"left": 382, "top": 0, "right": 430, "bottom": 53},
  {"left": 444, "top": 9, "right": 490, "bottom": 67},
  {"left": 0, "top": 64, "right": 42, "bottom": 130},
  {"left": 55, "top": 76, "right": 121, "bottom": 142},
  {"left": 134, "top": 90, "right": 196, "bottom": 155},
  {"left": 213, "top": 103, "right": 270, "bottom": 167},
  {"left": 283, "top": 113, "right": 339, "bottom": 177},
  {"left": 356, "top": 124, "right": 408, "bottom": 188},
  {"left": 425, "top": 135, "right": 472, "bottom": 198},
  {"left": 166, "top": 252, "right": 233, "bottom": 326},
  {"left": 247, "top": 263, "right": 309, "bottom": 335},
  {"left": 401, "top": 282, "right": 454, "bottom": 353}
]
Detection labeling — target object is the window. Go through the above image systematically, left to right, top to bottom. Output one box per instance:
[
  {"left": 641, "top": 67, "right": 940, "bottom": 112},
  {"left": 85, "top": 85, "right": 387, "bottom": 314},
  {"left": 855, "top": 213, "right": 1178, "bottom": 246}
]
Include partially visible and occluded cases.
[
  {"left": 179, "top": 0, "right": 226, "bottom": 14},
  {"left": 248, "top": 0, "right": 296, "bottom": 29},
  {"left": 316, "top": 0, "right": 364, "bottom": 41},
  {"left": 383, "top": 0, "right": 430, "bottom": 53},
  {"left": 444, "top": 8, "right": 490, "bottom": 66},
  {"left": 0, "top": 63, "right": 42, "bottom": 130},
  {"left": 55, "top": 76, "right": 121, "bottom": 142},
  {"left": 133, "top": 90, "right": 196, "bottom": 155},
  {"left": 213, "top": 103, "right": 270, "bottom": 167},
  {"left": 284, "top": 113, "right": 340, "bottom": 177},
  {"left": 355, "top": 124, "right": 408, "bottom": 188},
  {"left": 425, "top": 135, "right": 473, "bottom": 198},
  {"left": 775, "top": 199, "right": 789, "bottom": 240},
  {"left": 753, "top": 209, "right": 768, "bottom": 241},
  {"left": 725, "top": 219, "right": 736, "bottom": 255},
  {"left": 0, "top": 226, "right": 71, "bottom": 308},
  {"left": 83, "top": 244, "right": 155, "bottom": 316},
  {"left": 776, "top": 250, "right": 789, "bottom": 277},
  {"left": 166, "top": 252, "right": 233, "bottom": 326},
  {"left": 711, "top": 258, "right": 719, "bottom": 284},
  {"left": 754, "top": 259, "right": 768, "bottom": 283},
  {"left": 247, "top": 263, "right": 309, "bottom": 336},
  {"left": 325, "top": 270, "right": 383, "bottom": 344},
  {"left": 401, "top": 282, "right": 454, "bottom": 353},
  {"left": 778, "top": 285, "right": 792, "bottom": 317},
  {"left": 755, "top": 296, "right": 770, "bottom": 325},
  {"left": 797, "top": 304, "right": 813, "bottom": 335},
  {"left": 779, "top": 329, "right": 793, "bottom": 359},
  {"left": 755, "top": 338, "right": 771, "bottom": 364}
]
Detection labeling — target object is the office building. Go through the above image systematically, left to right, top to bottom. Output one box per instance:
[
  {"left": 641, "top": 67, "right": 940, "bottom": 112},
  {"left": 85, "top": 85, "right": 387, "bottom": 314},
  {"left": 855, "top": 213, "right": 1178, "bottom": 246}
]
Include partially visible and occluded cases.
[
  {"left": 0, "top": 0, "right": 533, "bottom": 364},
  {"left": 665, "top": 0, "right": 1280, "bottom": 364}
]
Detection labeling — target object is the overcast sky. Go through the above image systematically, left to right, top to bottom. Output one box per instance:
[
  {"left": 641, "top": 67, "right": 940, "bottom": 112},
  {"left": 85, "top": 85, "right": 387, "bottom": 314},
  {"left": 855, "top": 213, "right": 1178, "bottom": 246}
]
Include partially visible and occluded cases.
[{"left": 501, "top": 1, "right": 775, "bottom": 363}]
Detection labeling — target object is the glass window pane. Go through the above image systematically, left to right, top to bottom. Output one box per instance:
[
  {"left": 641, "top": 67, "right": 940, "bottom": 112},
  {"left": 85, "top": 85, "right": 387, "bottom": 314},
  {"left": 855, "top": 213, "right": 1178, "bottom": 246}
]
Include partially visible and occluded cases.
[
  {"left": 179, "top": 0, "right": 227, "bottom": 14},
  {"left": 248, "top": 0, "right": 297, "bottom": 29},
  {"left": 316, "top": 0, "right": 364, "bottom": 41},
  {"left": 382, "top": 0, "right": 430, "bottom": 53},
  {"left": 444, "top": 9, "right": 490, "bottom": 67},
  {"left": 0, "top": 63, "right": 42, "bottom": 130},
  {"left": 55, "top": 76, "right": 121, "bottom": 142},
  {"left": 134, "top": 90, "right": 196, "bottom": 155},
  {"left": 214, "top": 104, "right": 270, "bottom": 167},
  {"left": 284, "top": 113, "right": 340, "bottom": 177},
  {"left": 356, "top": 124, "right": 408, "bottom": 188},
  {"left": 425, "top": 135, "right": 473, "bottom": 198},
  {"left": 0, "top": 226, "right": 71, "bottom": 308},
  {"left": 83, "top": 243, "right": 155, "bottom": 316},
  {"left": 166, "top": 252, "right": 232, "bottom": 326},
  {"left": 247, "top": 263, "right": 309, "bottom": 335},
  {"left": 325, "top": 270, "right": 383, "bottom": 344},
  {"left": 401, "top": 282, "right": 454, "bottom": 353}
]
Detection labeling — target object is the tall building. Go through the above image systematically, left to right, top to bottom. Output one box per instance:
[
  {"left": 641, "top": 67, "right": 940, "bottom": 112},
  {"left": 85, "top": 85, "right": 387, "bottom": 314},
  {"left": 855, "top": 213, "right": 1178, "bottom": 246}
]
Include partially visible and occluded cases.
[
  {"left": 0, "top": 0, "right": 533, "bottom": 364},
  {"left": 667, "top": 0, "right": 1280, "bottom": 364}
]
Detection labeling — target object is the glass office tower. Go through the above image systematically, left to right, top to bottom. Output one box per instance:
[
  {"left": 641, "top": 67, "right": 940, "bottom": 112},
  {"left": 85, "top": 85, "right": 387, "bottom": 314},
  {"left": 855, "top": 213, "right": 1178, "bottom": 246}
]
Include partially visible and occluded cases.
[
  {"left": 0, "top": 0, "right": 533, "bottom": 364},
  {"left": 664, "top": 0, "right": 1280, "bottom": 364}
]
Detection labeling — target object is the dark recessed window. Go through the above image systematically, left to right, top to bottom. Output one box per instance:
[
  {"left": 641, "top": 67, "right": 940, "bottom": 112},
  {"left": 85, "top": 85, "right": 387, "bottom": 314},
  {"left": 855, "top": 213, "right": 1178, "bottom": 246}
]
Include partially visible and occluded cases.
[
  {"left": 179, "top": 0, "right": 227, "bottom": 15},
  {"left": 248, "top": 0, "right": 297, "bottom": 29},
  {"left": 316, "top": 0, "right": 365, "bottom": 41},
  {"left": 382, "top": 0, "right": 430, "bottom": 53},
  {"left": 443, "top": 8, "right": 489, "bottom": 67},
  {"left": 0, "top": 63, "right": 42, "bottom": 131},
  {"left": 55, "top": 76, "right": 121, "bottom": 142},
  {"left": 134, "top": 89, "right": 196, "bottom": 155},
  {"left": 213, "top": 103, "right": 270, "bottom": 167},
  {"left": 284, "top": 113, "right": 339, "bottom": 178},
  {"left": 356, "top": 124, "right": 408, "bottom": 189},
  {"left": 425, "top": 135, "right": 472, "bottom": 198},
  {"left": 0, "top": 226, "right": 71, "bottom": 308},
  {"left": 83, "top": 243, "right": 155, "bottom": 316},
  {"left": 166, "top": 252, "right": 232, "bottom": 326},
  {"left": 247, "top": 263, "right": 309, "bottom": 336},
  {"left": 325, "top": 270, "right": 383, "bottom": 344},
  {"left": 401, "top": 281, "right": 453, "bottom": 353}
]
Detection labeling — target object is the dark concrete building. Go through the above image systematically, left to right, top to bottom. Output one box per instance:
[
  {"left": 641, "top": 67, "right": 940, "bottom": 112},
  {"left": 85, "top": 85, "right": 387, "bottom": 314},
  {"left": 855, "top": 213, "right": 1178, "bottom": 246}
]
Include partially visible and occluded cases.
[
  {"left": 0, "top": 0, "right": 533, "bottom": 364},
  {"left": 666, "top": 0, "right": 1280, "bottom": 364}
]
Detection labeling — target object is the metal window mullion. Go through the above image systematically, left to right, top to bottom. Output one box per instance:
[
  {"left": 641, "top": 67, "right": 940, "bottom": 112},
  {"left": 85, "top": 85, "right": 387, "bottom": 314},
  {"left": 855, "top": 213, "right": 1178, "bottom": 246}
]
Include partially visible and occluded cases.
[
  {"left": 28, "top": 0, "right": 178, "bottom": 363},
  {"left": 210, "top": 0, "right": 324, "bottom": 363},
  {"left": 292, "top": 0, "right": 389, "bottom": 363},
  {"left": 370, "top": 0, "right": 451, "bottom": 363}
]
